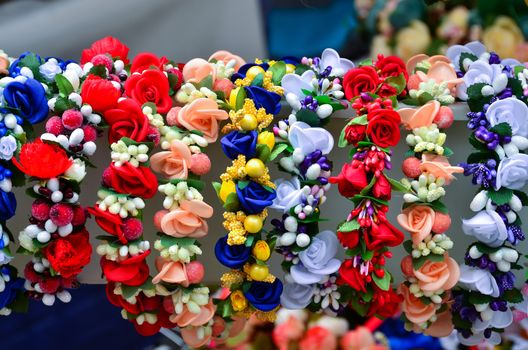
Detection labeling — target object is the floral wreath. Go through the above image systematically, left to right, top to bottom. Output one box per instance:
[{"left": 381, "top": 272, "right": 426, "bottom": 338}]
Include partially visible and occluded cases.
[
  {"left": 84, "top": 37, "right": 181, "bottom": 335},
  {"left": 446, "top": 41, "right": 527, "bottom": 346},
  {"left": 269, "top": 48, "right": 354, "bottom": 313},
  {"left": 7, "top": 50, "right": 97, "bottom": 307},
  {"left": 396, "top": 54, "right": 463, "bottom": 336},
  {"left": 213, "top": 55, "right": 286, "bottom": 323},
  {"left": 329, "top": 55, "right": 408, "bottom": 319}
]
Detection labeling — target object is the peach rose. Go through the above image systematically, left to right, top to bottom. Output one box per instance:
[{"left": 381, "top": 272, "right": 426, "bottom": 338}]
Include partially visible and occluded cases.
[
  {"left": 209, "top": 50, "right": 246, "bottom": 71},
  {"left": 0, "top": 55, "right": 9, "bottom": 75},
  {"left": 406, "top": 55, "right": 462, "bottom": 92},
  {"left": 182, "top": 58, "right": 216, "bottom": 84},
  {"left": 176, "top": 98, "right": 229, "bottom": 142},
  {"left": 398, "top": 101, "right": 440, "bottom": 130},
  {"left": 150, "top": 139, "right": 191, "bottom": 179},
  {"left": 420, "top": 154, "right": 463, "bottom": 184},
  {"left": 160, "top": 200, "right": 213, "bottom": 238},
  {"left": 397, "top": 205, "right": 434, "bottom": 245},
  {"left": 413, "top": 254, "right": 460, "bottom": 292},
  {"left": 153, "top": 257, "right": 189, "bottom": 286},
  {"left": 399, "top": 284, "right": 436, "bottom": 324},
  {"left": 171, "top": 298, "right": 216, "bottom": 327},
  {"left": 424, "top": 310, "right": 454, "bottom": 337},
  {"left": 272, "top": 315, "right": 305, "bottom": 350},
  {"left": 181, "top": 326, "right": 212, "bottom": 349},
  {"left": 341, "top": 327, "right": 388, "bottom": 350}
]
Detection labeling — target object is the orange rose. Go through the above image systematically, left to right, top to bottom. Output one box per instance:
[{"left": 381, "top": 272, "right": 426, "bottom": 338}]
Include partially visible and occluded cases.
[
  {"left": 209, "top": 50, "right": 246, "bottom": 71},
  {"left": 405, "top": 54, "right": 462, "bottom": 92},
  {"left": 182, "top": 58, "right": 216, "bottom": 84},
  {"left": 176, "top": 98, "right": 229, "bottom": 142},
  {"left": 398, "top": 101, "right": 439, "bottom": 130},
  {"left": 150, "top": 140, "right": 191, "bottom": 179},
  {"left": 420, "top": 154, "right": 463, "bottom": 184},
  {"left": 160, "top": 200, "right": 213, "bottom": 238},
  {"left": 397, "top": 205, "right": 434, "bottom": 245},
  {"left": 413, "top": 254, "right": 459, "bottom": 292},
  {"left": 152, "top": 257, "right": 189, "bottom": 286},
  {"left": 399, "top": 284, "right": 436, "bottom": 324},
  {"left": 170, "top": 299, "right": 215, "bottom": 327},
  {"left": 424, "top": 311, "right": 455, "bottom": 337}
]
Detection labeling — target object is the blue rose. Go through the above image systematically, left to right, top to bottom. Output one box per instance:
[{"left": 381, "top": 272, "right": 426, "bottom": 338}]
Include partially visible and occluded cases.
[
  {"left": 9, "top": 52, "right": 42, "bottom": 77},
  {"left": 231, "top": 62, "right": 269, "bottom": 82},
  {"left": 3, "top": 77, "right": 49, "bottom": 124},
  {"left": 245, "top": 86, "right": 281, "bottom": 115},
  {"left": 221, "top": 130, "right": 258, "bottom": 160},
  {"left": 237, "top": 181, "right": 276, "bottom": 214},
  {"left": 0, "top": 191, "right": 16, "bottom": 221},
  {"left": 215, "top": 236, "right": 251, "bottom": 269},
  {"left": 0, "top": 276, "right": 24, "bottom": 309},
  {"left": 244, "top": 279, "right": 283, "bottom": 312}
]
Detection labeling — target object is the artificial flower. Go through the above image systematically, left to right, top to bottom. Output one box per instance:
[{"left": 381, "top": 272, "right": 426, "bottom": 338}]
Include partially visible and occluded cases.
[
  {"left": 483, "top": 16, "right": 524, "bottom": 60},
  {"left": 395, "top": 20, "right": 431, "bottom": 61},
  {"left": 80, "top": 36, "right": 130, "bottom": 65},
  {"left": 209, "top": 50, "right": 246, "bottom": 71},
  {"left": 130, "top": 52, "right": 167, "bottom": 74},
  {"left": 375, "top": 54, "right": 408, "bottom": 80},
  {"left": 182, "top": 58, "right": 216, "bottom": 84},
  {"left": 456, "top": 60, "right": 506, "bottom": 100},
  {"left": 342, "top": 65, "right": 380, "bottom": 100},
  {"left": 125, "top": 69, "right": 172, "bottom": 114},
  {"left": 80, "top": 74, "right": 120, "bottom": 113},
  {"left": 3, "top": 77, "right": 48, "bottom": 124},
  {"left": 245, "top": 86, "right": 281, "bottom": 115},
  {"left": 486, "top": 97, "right": 528, "bottom": 138},
  {"left": 105, "top": 98, "right": 150, "bottom": 144},
  {"left": 174, "top": 98, "right": 229, "bottom": 142},
  {"left": 398, "top": 101, "right": 439, "bottom": 130},
  {"left": 366, "top": 108, "right": 401, "bottom": 148},
  {"left": 288, "top": 121, "right": 334, "bottom": 155},
  {"left": 343, "top": 123, "right": 367, "bottom": 147},
  {"left": 221, "top": 130, "right": 258, "bottom": 160},
  {"left": 0, "top": 135, "right": 17, "bottom": 160},
  {"left": 12, "top": 139, "right": 72, "bottom": 179},
  {"left": 150, "top": 139, "right": 192, "bottom": 179},
  {"left": 420, "top": 154, "right": 463, "bottom": 184},
  {"left": 105, "top": 162, "right": 158, "bottom": 199},
  {"left": 329, "top": 163, "right": 368, "bottom": 198},
  {"left": 372, "top": 174, "right": 391, "bottom": 200},
  {"left": 270, "top": 177, "right": 303, "bottom": 213},
  {"left": 236, "top": 180, "right": 276, "bottom": 214},
  {"left": 0, "top": 192, "right": 16, "bottom": 221},
  {"left": 159, "top": 200, "right": 213, "bottom": 238},
  {"left": 397, "top": 205, "right": 434, "bottom": 245},
  {"left": 87, "top": 206, "right": 126, "bottom": 243},
  {"left": 462, "top": 210, "right": 508, "bottom": 247},
  {"left": 365, "top": 217, "right": 404, "bottom": 251},
  {"left": 43, "top": 229, "right": 92, "bottom": 278},
  {"left": 215, "top": 236, "right": 251, "bottom": 269},
  {"left": 100, "top": 250, "right": 150, "bottom": 286},
  {"left": 412, "top": 255, "right": 460, "bottom": 292},
  {"left": 338, "top": 259, "right": 367, "bottom": 292},
  {"left": 458, "top": 265, "right": 500, "bottom": 297},
  {"left": 243, "top": 279, "right": 283, "bottom": 312},
  {"left": 280, "top": 280, "right": 314, "bottom": 310},
  {"left": 399, "top": 283, "right": 436, "bottom": 324},
  {"left": 299, "top": 326, "right": 337, "bottom": 350}
]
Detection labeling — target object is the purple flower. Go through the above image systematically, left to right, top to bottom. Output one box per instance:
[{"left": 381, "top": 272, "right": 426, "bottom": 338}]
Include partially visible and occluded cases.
[
  {"left": 486, "top": 98, "right": 528, "bottom": 138},
  {"left": 0, "top": 135, "right": 17, "bottom": 161},
  {"left": 496, "top": 153, "right": 528, "bottom": 190},
  {"left": 270, "top": 177, "right": 304, "bottom": 213},
  {"left": 462, "top": 210, "right": 508, "bottom": 247},
  {"left": 459, "top": 265, "right": 501, "bottom": 297},
  {"left": 280, "top": 279, "right": 314, "bottom": 309}
]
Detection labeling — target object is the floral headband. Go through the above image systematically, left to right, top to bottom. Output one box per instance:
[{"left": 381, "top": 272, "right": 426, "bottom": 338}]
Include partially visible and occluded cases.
[
  {"left": 446, "top": 41, "right": 527, "bottom": 346},
  {"left": 270, "top": 48, "right": 353, "bottom": 313},
  {"left": 330, "top": 55, "right": 407, "bottom": 319},
  {"left": 396, "top": 55, "right": 463, "bottom": 336}
]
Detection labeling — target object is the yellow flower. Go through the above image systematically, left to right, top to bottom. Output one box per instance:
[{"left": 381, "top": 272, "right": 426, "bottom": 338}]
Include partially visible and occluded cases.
[
  {"left": 483, "top": 17, "right": 524, "bottom": 60},
  {"left": 396, "top": 20, "right": 431, "bottom": 61},
  {"left": 257, "top": 131, "right": 275, "bottom": 151},
  {"left": 219, "top": 180, "right": 236, "bottom": 202},
  {"left": 252, "top": 240, "right": 271, "bottom": 261},
  {"left": 230, "top": 290, "right": 248, "bottom": 312}
]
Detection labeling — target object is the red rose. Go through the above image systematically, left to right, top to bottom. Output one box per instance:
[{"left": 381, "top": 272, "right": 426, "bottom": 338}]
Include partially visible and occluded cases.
[
  {"left": 81, "top": 36, "right": 130, "bottom": 65},
  {"left": 130, "top": 52, "right": 168, "bottom": 74},
  {"left": 375, "top": 55, "right": 408, "bottom": 80},
  {"left": 342, "top": 66, "right": 380, "bottom": 100},
  {"left": 125, "top": 69, "right": 172, "bottom": 114},
  {"left": 81, "top": 75, "right": 121, "bottom": 113},
  {"left": 377, "top": 83, "right": 398, "bottom": 98},
  {"left": 105, "top": 99, "right": 149, "bottom": 143},
  {"left": 366, "top": 108, "right": 401, "bottom": 148},
  {"left": 344, "top": 123, "right": 366, "bottom": 146},
  {"left": 13, "top": 139, "right": 72, "bottom": 179},
  {"left": 106, "top": 162, "right": 158, "bottom": 199},
  {"left": 329, "top": 163, "right": 368, "bottom": 198},
  {"left": 372, "top": 174, "right": 392, "bottom": 200},
  {"left": 87, "top": 206, "right": 126, "bottom": 243},
  {"left": 364, "top": 218, "right": 403, "bottom": 251},
  {"left": 43, "top": 229, "right": 92, "bottom": 278},
  {"left": 337, "top": 230, "right": 360, "bottom": 249},
  {"left": 101, "top": 250, "right": 150, "bottom": 286},
  {"left": 338, "top": 259, "right": 367, "bottom": 292},
  {"left": 367, "top": 286, "right": 402, "bottom": 318}
]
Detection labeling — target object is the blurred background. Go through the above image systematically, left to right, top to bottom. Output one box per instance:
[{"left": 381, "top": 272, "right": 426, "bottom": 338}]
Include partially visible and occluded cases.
[{"left": 0, "top": 0, "right": 526, "bottom": 349}]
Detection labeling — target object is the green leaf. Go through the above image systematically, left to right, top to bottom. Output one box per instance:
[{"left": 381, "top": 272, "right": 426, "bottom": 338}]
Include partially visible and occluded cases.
[
  {"left": 458, "top": 52, "right": 478, "bottom": 72},
  {"left": 19, "top": 53, "right": 43, "bottom": 81},
  {"left": 358, "top": 58, "right": 373, "bottom": 67},
  {"left": 269, "top": 61, "right": 286, "bottom": 86},
  {"left": 295, "top": 64, "right": 311, "bottom": 75},
  {"left": 88, "top": 65, "right": 107, "bottom": 78},
  {"left": 251, "top": 73, "right": 264, "bottom": 87},
  {"left": 55, "top": 74, "right": 74, "bottom": 97},
  {"left": 385, "top": 74, "right": 406, "bottom": 95},
  {"left": 197, "top": 75, "right": 213, "bottom": 89},
  {"left": 508, "top": 77, "right": 524, "bottom": 98},
  {"left": 467, "top": 83, "right": 492, "bottom": 111},
  {"left": 235, "top": 87, "right": 246, "bottom": 110},
  {"left": 301, "top": 88, "right": 315, "bottom": 97},
  {"left": 417, "top": 92, "right": 434, "bottom": 105},
  {"left": 53, "top": 96, "right": 78, "bottom": 115},
  {"left": 295, "top": 109, "right": 320, "bottom": 127},
  {"left": 350, "top": 115, "right": 368, "bottom": 125},
  {"left": 489, "top": 122, "right": 512, "bottom": 137},
  {"left": 338, "top": 125, "right": 349, "bottom": 148},
  {"left": 469, "top": 134, "right": 488, "bottom": 151},
  {"left": 256, "top": 143, "right": 271, "bottom": 162},
  {"left": 269, "top": 143, "right": 288, "bottom": 161},
  {"left": 443, "top": 147, "right": 453, "bottom": 157},
  {"left": 404, "top": 149, "right": 416, "bottom": 158},
  {"left": 468, "top": 151, "right": 499, "bottom": 164},
  {"left": 360, "top": 176, "right": 377, "bottom": 196},
  {"left": 387, "top": 177, "right": 408, "bottom": 192},
  {"left": 167, "top": 178, "right": 204, "bottom": 192},
  {"left": 237, "top": 180, "right": 249, "bottom": 190},
  {"left": 212, "top": 182, "right": 221, "bottom": 197},
  {"left": 488, "top": 188, "right": 513, "bottom": 205},
  {"left": 223, "top": 192, "right": 239, "bottom": 212},
  {"left": 429, "top": 200, "right": 448, "bottom": 214},
  {"left": 338, "top": 220, "right": 360, "bottom": 233},
  {"left": 160, "top": 235, "right": 196, "bottom": 248},
  {"left": 245, "top": 235, "right": 255, "bottom": 247},
  {"left": 403, "top": 240, "right": 413, "bottom": 254},
  {"left": 474, "top": 242, "right": 501, "bottom": 255},
  {"left": 361, "top": 249, "right": 374, "bottom": 261},
  {"left": 412, "top": 255, "right": 428, "bottom": 269},
  {"left": 372, "top": 270, "right": 391, "bottom": 291},
  {"left": 121, "top": 285, "right": 139, "bottom": 299},
  {"left": 362, "top": 288, "right": 374, "bottom": 302},
  {"left": 503, "top": 288, "right": 523, "bottom": 303},
  {"left": 467, "top": 292, "right": 492, "bottom": 305},
  {"left": 350, "top": 296, "right": 368, "bottom": 317}
]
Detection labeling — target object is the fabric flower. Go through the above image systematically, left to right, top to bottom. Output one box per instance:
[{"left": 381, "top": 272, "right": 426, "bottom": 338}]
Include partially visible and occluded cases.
[
  {"left": 80, "top": 36, "right": 130, "bottom": 65},
  {"left": 445, "top": 41, "right": 486, "bottom": 72},
  {"left": 318, "top": 48, "right": 354, "bottom": 77},
  {"left": 209, "top": 50, "right": 246, "bottom": 71},
  {"left": 130, "top": 52, "right": 167, "bottom": 74},
  {"left": 375, "top": 54, "right": 408, "bottom": 80},
  {"left": 182, "top": 58, "right": 216, "bottom": 84},
  {"left": 457, "top": 60, "right": 504, "bottom": 100},
  {"left": 342, "top": 66, "right": 380, "bottom": 100},
  {"left": 125, "top": 69, "right": 172, "bottom": 114},
  {"left": 282, "top": 70, "right": 316, "bottom": 98},
  {"left": 80, "top": 74, "right": 121, "bottom": 113},
  {"left": 3, "top": 77, "right": 48, "bottom": 124},
  {"left": 245, "top": 86, "right": 281, "bottom": 115},
  {"left": 105, "top": 98, "right": 149, "bottom": 144},
  {"left": 175, "top": 98, "right": 229, "bottom": 142},
  {"left": 486, "top": 98, "right": 528, "bottom": 138},
  {"left": 398, "top": 101, "right": 439, "bottom": 130},
  {"left": 366, "top": 108, "right": 401, "bottom": 148},
  {"left": 289, "top": 121, "right": 334, "bottom": 156},
  {"left": 343, "top": 123, "right": 366, "bottom": 147},
  {"left": 221, "top": 130, "right": 257, "bottom": 160},
  {"left": 0, "top": 135, "right": 17, "bottom": 160},
  {"left": 13, "top": 139, "right": 72, "bottom": 179},
  {"left": 150, "top": 140, "right": 192, "bottom": 179},
  {"left": 496, "top": 153, "right": 528, "bottom": 190},
  {"left": 420, "top": 154, "right": 463, "bottom": 184},
  {"left": 105, "top": 162, "right": 158, "bottom": 199},
  {"left": 329, "top": 163, "right": 368, "bottom": 198},
  {"left": 372, "top": 174, "right": 391, "bottom": 200},
  {"left": 270, "top": 177, "right": 303, "bottom": 213},
  {"left": 236, "top": 180, "right": 276, "bottom": 214},
  {"left": 0, "top": 191, "right": 16, "bottom": 221},
  {"left": 159, "top": 200, "right": 213, "bottom": 238},
  {"left": 397, "top": 205, "right": 434, "bottom": 245},
  {"left": 87, "top": 206, "right": 126, "bottom": 243},
  {"left": 462, "top": 210, "right": 508, "bottom": 247},
  {"left": 365, "top": 217, "right": 404, "bottom": 251},
  {"left": 43, "top": 229, "right": 92, "bottom": 278},
  {"left": 291, "top": 230, "right": 341, "bottom": 284},
  {"left": 215, "top": 235, "right": 251, "bottom": 269},
  {"left": 101, "top": 250, "right": 150, "bottom": 286},
  {"left": 412, "top": 255, "right": 459, "bottom": 292},
  {"left": 152, "top": 258, "right": 190, "bottom": 286},
  {"left": 338, "top": 259, "right": 367, "bottom": 292},
  {"left": 458, "top": 264, "right": 500, "bottom": 297},
  {"left": 0, "top": 278, "right": 24, "bottom": 310},
  {"left": 243, "top": 279, "right": 283, "bottom": 312},
  {"left": 280, "top": 280, "right": 314, "bottom": 310},
  {"left": 399, "top": 284, "right": 436, "bottom": 324},
  {"left": 170, "top": 299, "right": 215, "bottom": 328},
  {"left": 272, "top": 311, "right": 306, "bottom": 350},
  {"left": 299, "top": 326, "right": 337, "bottom": 350},
  {"left": 341, "top": 326, "right": 387, "bottom": 350}
]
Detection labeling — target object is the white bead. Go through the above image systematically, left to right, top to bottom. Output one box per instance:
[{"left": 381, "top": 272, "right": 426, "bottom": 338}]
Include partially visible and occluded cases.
[
  {"left": 114, "top": 60, "right": 125, "bottom": 73},
  {"left": 68, "top": 93, "right": 82, "bottom": 107},
  {"left": 81, "top": 104, "right": 93, "bottom": 117},
  {"left": 316, "top": 104, "right": 333, "bottom": 119},
  {"left": 88, "top": 113, "right": 101, "bottom": 125},
  {"left": 4, "top": 114, "right": 17, "bottom": 129},
  {"left": 69, "top": 128, "right": 84, "bottom": 146},
  {"left": 56, "top": 135, "right": 69, "bottom": 149},
  {"left": 83, "top": 142, "right": 96, "bottom": 156},
  {"left": 306, "top": 163, "right": 321, "bottom": 180},
  {"left": 47, "top": 178, "right": 60, "bottom": 192},
  {"left": 0, "top": 179, "right": 11, "bottom": 192},
  {"left": 51, "top": 191, "right": 63, "bottom": 203},
  {"left": 470, "top": 191, "right": 488, "bottom": 212},
  {"left": 284, "top": 216, "right": 298, "bottom": 233},
  {"left": 44, "top": 220, "right": 57, "bottom": 233},
  {"left": 58, "top": 224, "right": 73, "bottom": 237},
  {"left": 25, "top": 225, "right": 41, "bottom": 238},
  {"left": 37, "top": 230, "right": 51, "bottom": 243},
  {"left": 278, "top": 232, "right": 296, "bottom": 246},
  {"left": 296, "top": 233, "right": 310, "bottom": 248},
  {"left": 469, "top": 245, "right": 483, "bottom": 259},
  {"left": 119, "top": 246, "right": 129, "bottom": 257},
  {"left": 497, "top": 260, "right": 511, "bottom": 272},
  {"left": 33, "top": 263, "right": 45, "bottom": 273},
  {"left": 56, "top": 290, "right": 71, "bottom": 303},
  {"left": 42, "top": 294, "right": 56, "bottom": 306}
]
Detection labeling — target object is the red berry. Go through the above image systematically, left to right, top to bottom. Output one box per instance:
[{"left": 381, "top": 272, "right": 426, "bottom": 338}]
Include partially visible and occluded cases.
[
  {"left": 90, "top": 54, "right": 113, "bottom": 71},
  {"left": 62, "top": 110, "right": 84, "bottom": 130},
  {"left": 45, "top": 116, "right": 64, "bottom": 135},
  {"left": 82, "top": 125, "right": 97, "bottom": 142},
  {"left": 146, "top": 125, "right": 160, "bottom": 146},
  {"left": 189, "top": 153, "right": 211, "bottom": 175},
  {"left": 101, "top": 167, "right": 112, "bottom": 187},
  {"left": 32, "top": 199, "right": 51, "bottom": 221},
  {"left": 49, "top": 203, "right": 74, "bottom": 226},
  {"left": 71, "top": 206, "right": 87, "bottom": 226},
  {"left": 122, "top": 218, "right": 143, "bottom": 241},
  {"left": 186, "top": 261, "right": 205, "bottom": 284},
  {"left": 24, "top": 263, "right": 41, "bottom": 283},
  {"left": 374, "top": 269, "right": 385, "bottom": 278},
  {"left": 60, "top": 276, "right": 77, "bottom": 289},
  {"left": 39, "top": 278, "right": 61, "bottom": 294},
  {"left": 163, "top": 296, "right": 175, "bottom": 313}
]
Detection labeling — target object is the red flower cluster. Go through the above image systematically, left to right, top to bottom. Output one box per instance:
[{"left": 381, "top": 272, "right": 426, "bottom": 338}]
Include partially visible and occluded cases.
[{"left": 13, "top": 140, "right": 72, "bottom": 179}]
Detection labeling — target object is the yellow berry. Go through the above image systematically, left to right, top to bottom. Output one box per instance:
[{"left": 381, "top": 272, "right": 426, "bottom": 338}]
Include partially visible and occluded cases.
[
  {"left": 286, "top": 64, "right": 296, "bottom": 74},
  {"left": 246, "top": 66, "right": 265, "bottom": 80},
  {"left": 229, "top": 87, "right": 240, "bottom": 109},
  {"left": 240, "top": 114, "right": 258, "bottom": 130},
  {"left": 257, "top": 131, "right": 275, "bottom": 151},
  {"left": 245, "top": 158, "right": 265, "bottom": 178},
  {"left": 219, "top": 180, "right": 236, "bottom": 202},
  {"left": 244, "top": 215, "right": 263, "bottom": 233},
  {"left": 252, "top": 240, "right": 271, "bottom": 261},
  {"left": 249, "top": 264, "right": 269, "bottom": 281},
  {"left": 230, "top": 290, "right": 248, "bottom": 312}
]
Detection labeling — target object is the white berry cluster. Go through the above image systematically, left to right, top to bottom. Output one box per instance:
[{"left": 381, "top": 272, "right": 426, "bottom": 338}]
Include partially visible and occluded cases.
[
  {"left": 213, "top": 59, "right": 236, "bottom": 80},
  {"left": 409, "top": 80, "right": 454, "bottom": 105},
  {"left": 176, "top": 83, "right": 217, "bottom": 104},
  {"left": 406, "top": 124, "right": 447, "bottom": 155},
  {"left": 159, "top": 125, "right": 207, "bottom": 152},
  {"left": 110, "top": 141, "right": 150, "bottom": 167},
  {"left": 402, "top": 174, "right": 446, "bottom": 203},
  {"left": 159, "top": 182, "right": 203, "bottom": 211},
  {"left": 96, "top": 189, "right": 145, "bottom": 218},
  {"left": 470, "top": 190, "right": 523, "bottom": 224},
  {"left": 277, "top": 215, "right": 309, "bottom": 248},
  {"left": 411, "top": 234, "right": 454, "bottom": 258},
  {"left": 96, "top": 240, "right": 150, "bottom": 262},
  {"left": 154, "top": 240, "right": 202, "bottom": 263},
  {"left": 469, "top": 245, "right": 519, "bottom": 272},
  {"left": 312, "top": 275, "right": 341, "bottom": 311},
  {"left": 170, "top": 286, "right": 210, "bottom": 314}
]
